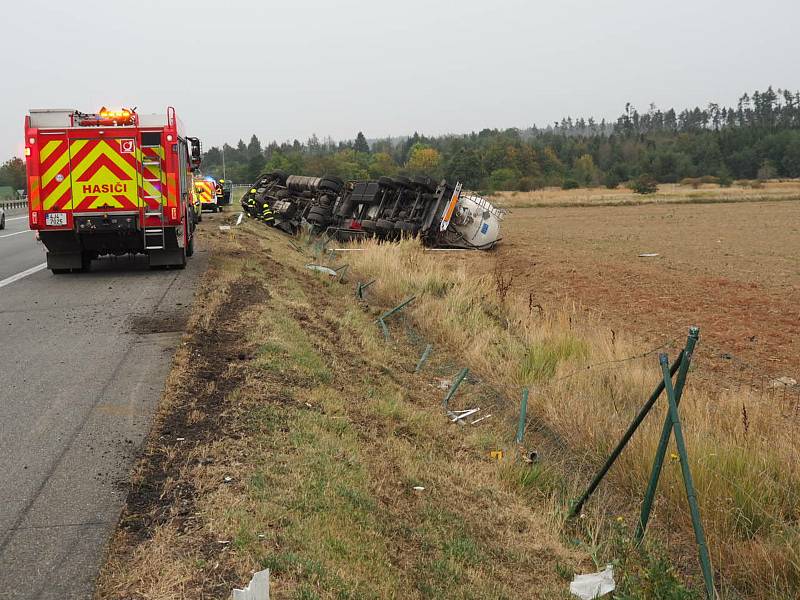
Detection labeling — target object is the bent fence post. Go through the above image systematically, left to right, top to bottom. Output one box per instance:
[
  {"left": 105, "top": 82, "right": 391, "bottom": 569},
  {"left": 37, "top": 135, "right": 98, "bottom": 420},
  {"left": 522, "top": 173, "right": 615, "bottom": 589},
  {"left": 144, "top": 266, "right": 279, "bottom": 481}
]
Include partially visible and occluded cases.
[
  {"left": 356, "top": 279, "right": 376, "bottom": 300},
  {"left": 374, "top": 296, "right": 416, "bottom": 340},
  {"left": 636, "top": 327, "right": 700, "bottom": 541},
  {"left": 415, "top": 344, "right": 433, "bottom": 373},
  {"left": 568, "top": 351, "right": 684, "bottom": 518},
  {"left": 658, "top": 353, "right": 715, "bottom": 599},
  {"left": 443, "top": 368, "right": 469, "bottom": 410}
]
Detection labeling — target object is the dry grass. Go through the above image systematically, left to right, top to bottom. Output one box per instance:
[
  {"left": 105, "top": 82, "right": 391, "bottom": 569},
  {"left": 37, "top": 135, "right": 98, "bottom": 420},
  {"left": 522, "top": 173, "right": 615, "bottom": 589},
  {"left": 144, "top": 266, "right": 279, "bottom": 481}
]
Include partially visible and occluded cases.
[
  {"left": 491, "top": 179, "right": 800, "bottom": 208},
  {"left": 95, "top": 221, "right": 588, "bottom": 599},
  {"left": 343, "top": 236, "right": 800, "bottom": 599}
]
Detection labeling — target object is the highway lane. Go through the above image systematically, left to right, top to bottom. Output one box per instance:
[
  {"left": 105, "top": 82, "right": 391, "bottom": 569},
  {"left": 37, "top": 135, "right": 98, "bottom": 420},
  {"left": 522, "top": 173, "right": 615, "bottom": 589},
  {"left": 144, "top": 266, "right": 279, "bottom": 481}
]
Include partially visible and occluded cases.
[
  {"left": 0, "top": 212, "right": 45, "bottom": 285},
  {"left": 0, "top": 217, "right": 209, "bottom": 599}
]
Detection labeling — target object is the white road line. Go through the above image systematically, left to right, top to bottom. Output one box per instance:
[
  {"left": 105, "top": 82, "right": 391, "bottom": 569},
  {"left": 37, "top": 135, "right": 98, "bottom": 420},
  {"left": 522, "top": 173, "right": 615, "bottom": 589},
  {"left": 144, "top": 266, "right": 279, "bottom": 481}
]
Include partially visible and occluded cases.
[
  {"left": 6, "top": 215, "right": 29, "bottom": 222},
  {"left": 0, "top": 230, "right": 31, "bottom": 239},
  {"left": 0, "top": 263, "right": 48, "bottom": 289}
]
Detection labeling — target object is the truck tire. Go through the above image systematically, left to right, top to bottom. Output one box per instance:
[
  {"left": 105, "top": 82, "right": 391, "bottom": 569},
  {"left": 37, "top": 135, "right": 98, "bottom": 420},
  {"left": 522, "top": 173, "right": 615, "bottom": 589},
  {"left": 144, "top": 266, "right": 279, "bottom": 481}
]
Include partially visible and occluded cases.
[
  {"left": 267, "top": 170, "right": 288, "bottom": 185},
  {"left": 412, "top": 175, "right": 435, "bottom": 192},
  {"left": 392, "top": 176, "right": 411, "bottom": 188},
  {"left": 319, "top": 177, "right": 343, "bottom": 193},
  {"left": 395, "top": 221, "right": 418, "bottom": 234},
  {"left": 186, "top": 233, "right": 195, "bottom": 257},
  {"left": 174, "top": 247, "right": 187, "bottom": 269},
  {"left": 80, "top": 252, "right": 92, "bottom": 272},
  {"left": 51, "top": 268, "right": 70, "bottom": 274}
]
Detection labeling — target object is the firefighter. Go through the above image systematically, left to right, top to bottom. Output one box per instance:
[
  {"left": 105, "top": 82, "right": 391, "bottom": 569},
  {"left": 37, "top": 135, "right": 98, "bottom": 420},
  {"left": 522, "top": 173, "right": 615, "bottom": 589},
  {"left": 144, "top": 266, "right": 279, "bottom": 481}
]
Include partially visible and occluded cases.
[
  {"left": 243, "top": 189, "right": 258, "bottom": 217},
  {"left": 260, "top": 202, "right": 274, "bottom": 225}
]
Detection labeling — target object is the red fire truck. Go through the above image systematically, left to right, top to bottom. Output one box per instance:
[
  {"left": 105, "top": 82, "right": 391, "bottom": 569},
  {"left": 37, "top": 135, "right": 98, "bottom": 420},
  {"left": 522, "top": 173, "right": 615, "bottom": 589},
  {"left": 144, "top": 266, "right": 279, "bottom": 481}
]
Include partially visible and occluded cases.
[{"left": 24, "top": 106, "right": 202, "bottom": 272}]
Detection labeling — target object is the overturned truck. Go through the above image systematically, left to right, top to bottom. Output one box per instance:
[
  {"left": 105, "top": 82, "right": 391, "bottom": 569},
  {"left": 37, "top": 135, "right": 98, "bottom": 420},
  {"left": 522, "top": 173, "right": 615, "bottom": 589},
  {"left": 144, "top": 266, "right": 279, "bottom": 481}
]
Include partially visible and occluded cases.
[{"left": 240, "top": 171, "right": 503, "bottom": 249}]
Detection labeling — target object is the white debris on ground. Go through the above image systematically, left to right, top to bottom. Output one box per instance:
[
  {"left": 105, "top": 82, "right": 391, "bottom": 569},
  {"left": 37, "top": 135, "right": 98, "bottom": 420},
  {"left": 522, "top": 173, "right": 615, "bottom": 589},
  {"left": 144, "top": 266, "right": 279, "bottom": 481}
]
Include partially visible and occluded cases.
[
  {"left": 770, "top": 376, "right": 797, "bottom": 389},
  {"left": 569, "top": 564, "right": 615, "bottom": 599},
  {"left": 232, "top": 569, "right": 270, "bottom": 600}
]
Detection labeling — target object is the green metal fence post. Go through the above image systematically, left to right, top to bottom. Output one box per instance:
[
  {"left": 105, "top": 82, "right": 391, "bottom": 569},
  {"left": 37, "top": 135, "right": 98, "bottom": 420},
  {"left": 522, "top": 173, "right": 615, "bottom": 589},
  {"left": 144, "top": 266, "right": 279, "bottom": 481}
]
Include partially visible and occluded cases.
[
  {"left": 335, "top": 264, "right": 349, "bottom": 282},
  {"left": 356, "top": 279, "right": 376, "bottom": 300},
  {"left": 373, "top": 296, "right": 416, "bottom": 341},
  {"left": 376, "top": 296, "right": 416, "bottom": 322},
  {"left": 377, "top": 318, "right": 390, "bottom": 340},
  {"left": 636, "top": 327, "right": 700, "bottom": 542},
  {"left": 415, "top": 344, "right": 433, "bottom": 373},
  {"left": 568, "top": 351, "right": 684, "bottom": 518},
  {"left": 658, "top": 353, "right": 715, "bottom": 599},
  {"left": 443, "top": 368, "right": 469, "bottom": 409},
  {"left": 515, "top": 388, "right": 529, "bottom": 444}
]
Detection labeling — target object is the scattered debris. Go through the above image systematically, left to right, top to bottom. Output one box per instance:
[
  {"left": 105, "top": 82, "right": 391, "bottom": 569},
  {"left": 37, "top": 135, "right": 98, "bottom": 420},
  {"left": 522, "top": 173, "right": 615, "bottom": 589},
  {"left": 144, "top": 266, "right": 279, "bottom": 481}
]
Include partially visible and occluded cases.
[
  {"left": 235, "top": 212, "right": 244, "bottom": 226},
  {"left": 219, "top": 225, "right": 232, "bottom": 231},
  {"left": 638, "top": 253, "right": 659, "bottom": 258},
  {"left": 304, "top": 264, "right": 338, "bottom": 276},
  {"left": 436, "top": 378, "right": 451, "bottom": 390},
  {"left": 449, "top": 408, "right": 480, "bottom": 423},
  {"left": 470, "top": 414, "right": 492, "bottom": 425},
  {"left": 176, "top": 437, "right": 185, "bottom": 442},
  {"left": 489, "top": 450, "right": 504, "bottom": 461},
  {"left": 524, "top": 450, "right": 539, "bottom": 463},
  {"left": 223, "top": 476, "right": 233, "bottom": 483},
  {"left": 412, "top": 486, "right": 425, "bottom": 492},
  {"left": 570, "top": 564, "right": 615, "bottom": 599},
  {"left": 232, "top": 569, "right": 270, "bottom": 600}
]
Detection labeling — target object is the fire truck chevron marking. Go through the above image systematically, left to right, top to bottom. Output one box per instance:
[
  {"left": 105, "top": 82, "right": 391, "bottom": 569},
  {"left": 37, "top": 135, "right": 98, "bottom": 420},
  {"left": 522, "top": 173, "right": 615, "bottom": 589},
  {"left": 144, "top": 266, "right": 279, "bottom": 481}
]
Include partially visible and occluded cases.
[
  {"left": 39, "top": 140, "right": 65, "bottom": 167},
  {"left": 76, "top": 153, "right": 131, "bottom": 182}
]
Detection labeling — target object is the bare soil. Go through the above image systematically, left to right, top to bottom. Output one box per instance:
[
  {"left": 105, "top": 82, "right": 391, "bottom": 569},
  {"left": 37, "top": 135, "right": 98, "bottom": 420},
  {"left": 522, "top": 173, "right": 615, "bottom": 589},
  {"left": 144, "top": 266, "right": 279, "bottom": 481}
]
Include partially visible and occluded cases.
[{"left": 488, "top": 200, "right": 800, "bottom": 379}]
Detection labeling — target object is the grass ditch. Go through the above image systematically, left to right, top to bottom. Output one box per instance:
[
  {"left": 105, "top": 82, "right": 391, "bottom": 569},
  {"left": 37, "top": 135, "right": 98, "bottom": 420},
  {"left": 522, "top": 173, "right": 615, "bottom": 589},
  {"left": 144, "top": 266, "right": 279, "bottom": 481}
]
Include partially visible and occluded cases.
[
  {"left": 96, "top": 221, "right": 598, "bottom": 599},
  {"left": 341, "top": 236, "right": 800, "bottom": 599}
]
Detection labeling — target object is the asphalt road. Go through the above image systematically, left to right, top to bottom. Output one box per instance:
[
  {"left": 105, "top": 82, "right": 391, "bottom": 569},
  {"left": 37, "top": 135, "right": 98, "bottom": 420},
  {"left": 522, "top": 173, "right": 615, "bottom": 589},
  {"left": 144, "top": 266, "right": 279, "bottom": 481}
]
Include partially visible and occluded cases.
[{"left": 0, "top": 209, "right": 208, "bottom": 599}]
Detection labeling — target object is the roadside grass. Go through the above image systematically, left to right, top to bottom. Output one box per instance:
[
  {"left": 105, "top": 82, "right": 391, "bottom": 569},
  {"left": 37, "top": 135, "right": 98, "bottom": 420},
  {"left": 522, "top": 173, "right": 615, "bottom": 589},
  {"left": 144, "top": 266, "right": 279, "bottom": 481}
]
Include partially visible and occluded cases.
[
  {"left": 490, "top": 179, "right": 800, "bottom": 208},
  {"left": 96, "top": 220, "right": 591, "bottom": 599},
  {"left": 343, "top": 236, "right": 800, "bottom": 599}
]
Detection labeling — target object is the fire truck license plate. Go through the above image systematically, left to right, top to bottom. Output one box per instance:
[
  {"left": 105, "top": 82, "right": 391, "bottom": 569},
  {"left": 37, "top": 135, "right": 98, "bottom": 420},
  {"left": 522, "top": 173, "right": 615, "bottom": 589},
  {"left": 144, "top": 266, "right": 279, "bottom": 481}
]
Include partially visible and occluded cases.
[{"left": 45, "top": 212, "right": 67, "bottom": 227}]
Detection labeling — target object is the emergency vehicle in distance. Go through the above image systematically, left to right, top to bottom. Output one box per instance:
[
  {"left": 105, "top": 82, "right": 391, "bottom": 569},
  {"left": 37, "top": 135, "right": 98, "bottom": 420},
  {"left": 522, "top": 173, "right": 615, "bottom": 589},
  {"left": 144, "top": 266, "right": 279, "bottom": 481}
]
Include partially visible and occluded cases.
[
  {"left": 24, "top": 106, "right": 202, "bottom": 273},
  {"left": 193, "top": 176, "right": 221, "bottom": 212}
]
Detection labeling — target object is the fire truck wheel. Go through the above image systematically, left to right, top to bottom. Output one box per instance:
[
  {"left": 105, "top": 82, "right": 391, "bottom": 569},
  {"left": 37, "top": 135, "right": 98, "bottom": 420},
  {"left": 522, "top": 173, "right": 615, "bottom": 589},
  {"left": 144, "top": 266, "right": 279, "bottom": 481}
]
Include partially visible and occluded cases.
[
  {"left": 186, "top": 234, "right": 195, "bottom": 258},
  {"left": 175, "top": 248, "right": 187, "bottom": 269},
  {"left": 79, "top": 253, "right": 92, "bottom": 272},
  {"left": 51, "top": 268, "right": 70, "bottom": 275}
]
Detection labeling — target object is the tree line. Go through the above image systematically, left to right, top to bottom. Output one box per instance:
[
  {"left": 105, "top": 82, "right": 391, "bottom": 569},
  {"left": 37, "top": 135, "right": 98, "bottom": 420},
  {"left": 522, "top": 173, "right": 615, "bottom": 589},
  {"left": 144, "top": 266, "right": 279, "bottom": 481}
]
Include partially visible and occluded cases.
[
  {"left": 201, "top": 86, "right": 800, "bottom": 192},
  {"left": 4, "top": 87, "right": 798, "bottom": 194}
]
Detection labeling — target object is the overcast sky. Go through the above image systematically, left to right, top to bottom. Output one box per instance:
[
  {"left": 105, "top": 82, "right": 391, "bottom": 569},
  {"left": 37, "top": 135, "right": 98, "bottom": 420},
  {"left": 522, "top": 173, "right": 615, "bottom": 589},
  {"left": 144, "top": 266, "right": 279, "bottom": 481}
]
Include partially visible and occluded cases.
[{"left": 2, "top": 0, "right": 799, "bottom": 159}]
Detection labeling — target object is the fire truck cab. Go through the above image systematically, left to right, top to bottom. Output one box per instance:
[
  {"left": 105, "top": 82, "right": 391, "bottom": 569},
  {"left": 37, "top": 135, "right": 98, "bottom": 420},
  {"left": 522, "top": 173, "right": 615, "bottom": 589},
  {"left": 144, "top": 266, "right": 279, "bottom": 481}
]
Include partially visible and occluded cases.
[{"left": 24, "top": 106, "right": 202, "bottom": 272}]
